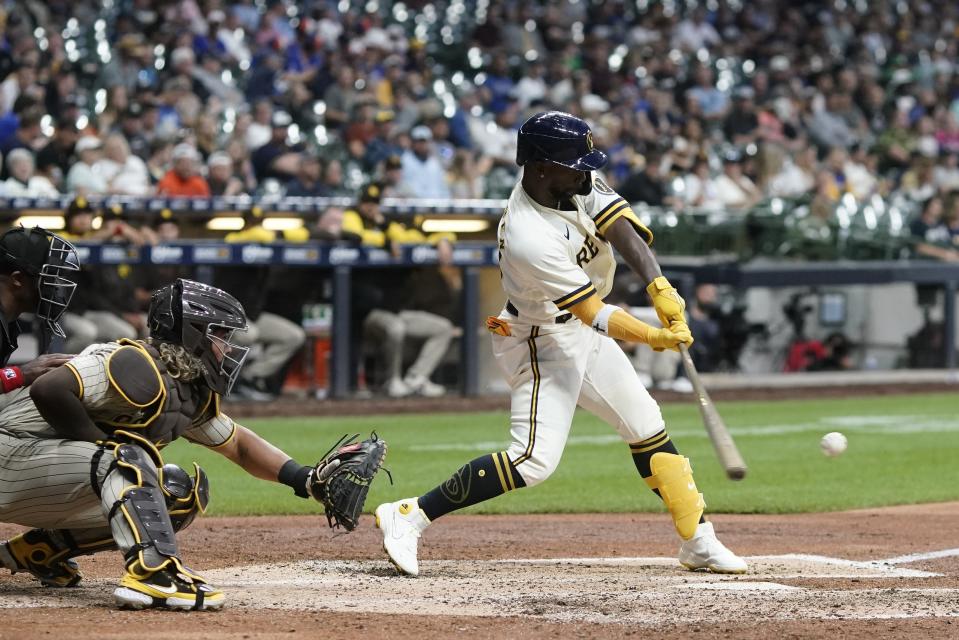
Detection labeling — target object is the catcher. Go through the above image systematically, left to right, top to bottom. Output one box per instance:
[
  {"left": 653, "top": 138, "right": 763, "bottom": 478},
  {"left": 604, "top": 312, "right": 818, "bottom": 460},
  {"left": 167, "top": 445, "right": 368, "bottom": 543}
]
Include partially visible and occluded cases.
[{"left": 0, "top": 278, "right": 386, "bottom": 610}]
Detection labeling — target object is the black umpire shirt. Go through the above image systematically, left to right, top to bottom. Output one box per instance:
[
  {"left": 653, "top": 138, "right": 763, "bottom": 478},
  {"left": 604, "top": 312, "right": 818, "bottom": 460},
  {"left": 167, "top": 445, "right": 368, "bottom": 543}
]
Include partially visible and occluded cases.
[{"left": 0, "top": 303, "right": 20, "bottom": 367}]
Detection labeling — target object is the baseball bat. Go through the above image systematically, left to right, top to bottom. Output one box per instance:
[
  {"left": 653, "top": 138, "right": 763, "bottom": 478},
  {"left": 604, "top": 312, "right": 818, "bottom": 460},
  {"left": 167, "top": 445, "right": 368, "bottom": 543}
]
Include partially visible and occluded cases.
[{"left": 677, "top": 344, "right": 747, "bottom": 481}]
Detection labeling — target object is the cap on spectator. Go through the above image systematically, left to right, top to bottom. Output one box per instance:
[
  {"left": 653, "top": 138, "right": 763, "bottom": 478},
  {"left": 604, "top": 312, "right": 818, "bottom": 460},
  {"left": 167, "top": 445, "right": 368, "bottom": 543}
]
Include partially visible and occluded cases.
[
  {"left": 733, "top": 86, "right": 755, "bottom": 100},
  {"left": 124, "top": 102, "right": 143, "bottom": 119},
  {"left": 375, "top": 109, "right": 395, "bottom": 123},
  {"left": 272, "top": 111, "right": 293, "bottom": 128},
  {"left": 410, "top": 125, "right": 433, "bottom": 141},
  {"left": 75, "top": 136, "right": 103, "bottom": 153},
  {"left": 172, "top": 143, "right": 199, "bottom": 161},
  {"left": 208, "top": 152, "right": 232, "bottom": 167},
  {"left": 385, "top": 155, "right": 402, "bottom": 170},
  {"left": 359, "top": 183, "right": 382, "bottom": 204},
  {"left": 65, "top": 196, "right": 95, "bottom": 219},
  {"left": 103, "top": 203, "right": 124, "bottom": 219},
  {"left": 243, "top": 205, "right": 265, "bottom": 223},
  {"left": 158, "top": 208, "right": 176, "bottom": 224}
]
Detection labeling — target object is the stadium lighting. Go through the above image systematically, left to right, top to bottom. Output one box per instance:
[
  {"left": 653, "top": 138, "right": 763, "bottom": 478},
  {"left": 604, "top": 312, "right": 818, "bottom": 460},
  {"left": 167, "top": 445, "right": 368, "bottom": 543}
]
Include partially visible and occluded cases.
[
  {"left": 14, "top": 216, "right": 65, "bottom": 230},
  {"left": 207, "top": 217, "right": 245, "bottom": 231},
  {"left": 262, "top": 218, "right": 305, "bottom": 231},
  {"left": 420, "top": 218, "right": 490, "bottom": 233}
]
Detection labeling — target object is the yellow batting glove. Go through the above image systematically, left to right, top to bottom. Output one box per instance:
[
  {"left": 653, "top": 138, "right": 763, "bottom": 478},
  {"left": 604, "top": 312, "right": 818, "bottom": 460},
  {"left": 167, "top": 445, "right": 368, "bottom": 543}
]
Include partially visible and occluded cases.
[
  {"left": 646, "top": 276, "right": 687, "bottom": 327},
  {"left": 647, "top": 321, "right": 693, "bottom": 352}
]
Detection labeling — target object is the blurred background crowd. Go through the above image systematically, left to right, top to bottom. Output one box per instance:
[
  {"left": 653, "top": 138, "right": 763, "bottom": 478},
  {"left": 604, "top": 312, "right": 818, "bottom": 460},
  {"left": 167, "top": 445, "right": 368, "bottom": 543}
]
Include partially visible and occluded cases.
[{"left": 1, "top": 0, "right": 958, "bottom": 397}]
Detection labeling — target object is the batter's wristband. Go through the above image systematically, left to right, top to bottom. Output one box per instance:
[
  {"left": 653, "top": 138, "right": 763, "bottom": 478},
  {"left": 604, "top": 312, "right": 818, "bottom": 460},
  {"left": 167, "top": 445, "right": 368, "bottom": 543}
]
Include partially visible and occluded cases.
[
  {"left": 0, "top": 366, "right": 23, "bottom": 393},
  {"left": 278, "top": 459, "right": 312, "bottom": 499}
]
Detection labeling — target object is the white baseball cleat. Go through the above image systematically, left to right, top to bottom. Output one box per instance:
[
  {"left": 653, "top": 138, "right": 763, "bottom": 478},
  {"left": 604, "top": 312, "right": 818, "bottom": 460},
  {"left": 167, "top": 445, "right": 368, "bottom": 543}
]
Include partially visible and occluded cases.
[
  {"left": 375, "top": 498, "right": 430, "bottom": 576},
  {"left": 678, "top": 521, "right": 748, "bottom": 574}
]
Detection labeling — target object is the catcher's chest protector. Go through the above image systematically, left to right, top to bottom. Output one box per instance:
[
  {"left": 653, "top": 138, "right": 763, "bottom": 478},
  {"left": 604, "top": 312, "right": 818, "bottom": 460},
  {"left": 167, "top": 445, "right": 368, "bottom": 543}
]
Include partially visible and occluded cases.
[{"left": 106, "top": 340, "right": 218, "bottom": 444}]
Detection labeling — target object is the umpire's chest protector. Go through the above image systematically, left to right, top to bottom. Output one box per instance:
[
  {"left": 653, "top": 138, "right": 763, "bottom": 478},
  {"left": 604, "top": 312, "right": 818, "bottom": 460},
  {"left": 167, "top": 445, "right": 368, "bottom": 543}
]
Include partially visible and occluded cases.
[{"left": 102, "top": 339, "right": 219, "bottom": 445}]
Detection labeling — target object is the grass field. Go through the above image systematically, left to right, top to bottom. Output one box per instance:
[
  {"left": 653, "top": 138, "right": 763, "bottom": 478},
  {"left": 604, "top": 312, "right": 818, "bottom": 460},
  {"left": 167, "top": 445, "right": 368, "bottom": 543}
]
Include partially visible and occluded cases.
[{"left": 162, "top": 392, "right": 959, "bottom": 516}]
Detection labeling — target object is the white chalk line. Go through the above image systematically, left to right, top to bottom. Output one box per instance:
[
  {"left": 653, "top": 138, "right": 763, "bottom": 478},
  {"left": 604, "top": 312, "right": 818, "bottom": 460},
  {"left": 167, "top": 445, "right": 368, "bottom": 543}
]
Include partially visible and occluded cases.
[
  {"left": 408, "top": 414, "right": 959, "bottom": 452},
  {"left": 880, "top": 547, "right": 959, "bottom": 565}
]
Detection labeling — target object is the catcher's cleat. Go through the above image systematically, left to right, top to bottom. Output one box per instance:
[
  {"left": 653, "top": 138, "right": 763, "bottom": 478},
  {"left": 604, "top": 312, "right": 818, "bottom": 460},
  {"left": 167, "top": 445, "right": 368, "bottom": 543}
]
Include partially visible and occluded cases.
[
  {"left": 375, "top": 498, "right": 429, "bottom": 576},
  {"left": 678, "top": 522, "right": 748, "bottom": 574},
  {"left": 0, "top": 530, "right": 83, "bottom": 588},
  {"left": 113, "top": 567, "right": 225, "bottom": 611}
]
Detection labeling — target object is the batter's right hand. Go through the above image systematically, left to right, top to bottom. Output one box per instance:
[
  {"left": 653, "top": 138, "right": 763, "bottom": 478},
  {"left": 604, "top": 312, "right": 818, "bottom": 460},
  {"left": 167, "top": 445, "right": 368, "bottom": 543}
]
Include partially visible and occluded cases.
[
  {"left": 647, "top": 322, "right": 693, "bottom": 352},
  {"left": 21, "top": 353, "right": 74, "bottom": 385}
]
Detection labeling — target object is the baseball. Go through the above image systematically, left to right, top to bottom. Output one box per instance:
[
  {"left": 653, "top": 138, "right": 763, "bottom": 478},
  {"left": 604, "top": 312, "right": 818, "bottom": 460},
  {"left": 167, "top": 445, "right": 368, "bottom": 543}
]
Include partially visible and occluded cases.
[{"left": 820, "top": 432, "right": 848, "bottom": 457}]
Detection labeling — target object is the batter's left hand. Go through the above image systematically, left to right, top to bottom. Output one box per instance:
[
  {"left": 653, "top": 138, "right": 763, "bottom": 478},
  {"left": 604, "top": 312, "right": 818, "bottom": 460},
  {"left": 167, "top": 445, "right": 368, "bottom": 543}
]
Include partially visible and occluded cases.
[{"left": 647, "top": 276, "right": 686, "bottom": 327}]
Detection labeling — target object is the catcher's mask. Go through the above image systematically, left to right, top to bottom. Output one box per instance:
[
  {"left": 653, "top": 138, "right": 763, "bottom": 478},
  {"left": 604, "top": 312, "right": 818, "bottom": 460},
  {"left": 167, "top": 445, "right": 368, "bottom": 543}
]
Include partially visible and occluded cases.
[
  {"left": 0, "top": 227, "right": 80, "bottom": 338},
  {"left": 148, "top": 278, "right": 249, "bottom": 396}
]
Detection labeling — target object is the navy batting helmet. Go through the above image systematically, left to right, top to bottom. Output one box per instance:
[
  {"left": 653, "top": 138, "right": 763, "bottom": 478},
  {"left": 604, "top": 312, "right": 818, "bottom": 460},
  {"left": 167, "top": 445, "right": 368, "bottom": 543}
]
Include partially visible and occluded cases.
[{"left": 516, "top": 111, "right": 608, "bottom": 171}]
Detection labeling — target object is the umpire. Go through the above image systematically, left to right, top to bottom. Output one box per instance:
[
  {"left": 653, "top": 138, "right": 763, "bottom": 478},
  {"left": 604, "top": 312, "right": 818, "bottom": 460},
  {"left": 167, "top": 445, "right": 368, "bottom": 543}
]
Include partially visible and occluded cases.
[{"left": 0, "top": 226, "right": 80, "bottom": 389}]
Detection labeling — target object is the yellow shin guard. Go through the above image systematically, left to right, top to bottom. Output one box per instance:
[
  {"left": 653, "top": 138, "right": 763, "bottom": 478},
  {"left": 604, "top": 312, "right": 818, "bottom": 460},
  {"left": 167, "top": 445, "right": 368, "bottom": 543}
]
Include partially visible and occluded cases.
[{"left": 644, "top": 452, "right": 705, "bottom": 540}]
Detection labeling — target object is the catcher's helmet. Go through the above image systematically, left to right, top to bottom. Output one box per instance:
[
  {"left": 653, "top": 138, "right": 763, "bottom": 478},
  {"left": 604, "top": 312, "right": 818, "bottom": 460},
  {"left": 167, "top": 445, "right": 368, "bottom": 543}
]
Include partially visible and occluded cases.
[
  {"left": 516, "top": 111, "right": 608, "bottom": 171},
  {"left": 149, "top": 278, "right": 249, "bottom": 396}
]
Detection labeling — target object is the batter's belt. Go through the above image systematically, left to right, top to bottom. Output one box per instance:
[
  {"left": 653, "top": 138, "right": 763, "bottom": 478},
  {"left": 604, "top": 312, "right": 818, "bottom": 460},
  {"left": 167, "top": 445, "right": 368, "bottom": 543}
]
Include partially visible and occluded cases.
[{"left": 505, "top": 300, "right": 572, "bottom": 324}]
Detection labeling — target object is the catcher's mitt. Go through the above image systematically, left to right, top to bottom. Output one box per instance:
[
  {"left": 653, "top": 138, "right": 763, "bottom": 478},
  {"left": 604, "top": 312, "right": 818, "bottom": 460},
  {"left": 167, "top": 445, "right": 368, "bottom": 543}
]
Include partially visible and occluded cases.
[{"left": 307, "top": 433, "right": 388, "bottom": 531}]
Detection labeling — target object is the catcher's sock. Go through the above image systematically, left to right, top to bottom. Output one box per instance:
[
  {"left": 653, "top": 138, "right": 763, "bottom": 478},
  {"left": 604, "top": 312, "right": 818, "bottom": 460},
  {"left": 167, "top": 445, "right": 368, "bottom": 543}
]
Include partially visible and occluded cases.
[
  {"left": 630, "top": 431, "right": 706, "bottom": 525},
  {"left": 418, "top": 452, "right": 525, "bottom": 521}
]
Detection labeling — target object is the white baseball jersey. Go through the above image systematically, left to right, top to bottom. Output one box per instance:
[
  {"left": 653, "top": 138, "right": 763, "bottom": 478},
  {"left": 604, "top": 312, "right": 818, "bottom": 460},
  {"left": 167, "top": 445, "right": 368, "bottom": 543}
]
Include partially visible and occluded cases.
[
  {"left": 497, "top": 173, "right": 652, "bottom": 325},
  {"left": 491, "top": 174, "right": 664, "bottom": 486}
]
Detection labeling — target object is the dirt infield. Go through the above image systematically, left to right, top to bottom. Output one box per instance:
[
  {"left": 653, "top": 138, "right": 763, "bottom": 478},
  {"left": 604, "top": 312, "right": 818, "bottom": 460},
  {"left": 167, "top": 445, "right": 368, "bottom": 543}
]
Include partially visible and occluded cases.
[{"left": 2, "top": 502, "right": 958, "bottom": 639}]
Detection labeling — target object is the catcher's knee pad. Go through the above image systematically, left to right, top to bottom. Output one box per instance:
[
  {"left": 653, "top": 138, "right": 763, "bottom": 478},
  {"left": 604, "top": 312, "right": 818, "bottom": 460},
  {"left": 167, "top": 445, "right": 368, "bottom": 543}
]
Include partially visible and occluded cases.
[
  {"left": 104, "top": 437, "right": 180, "bottom": 573},
  {"left": 644, "top": 452, "right": 705, "bottom": 540},
  {"left": 161, "top": 463, "right": 210, "bottom": 532}
]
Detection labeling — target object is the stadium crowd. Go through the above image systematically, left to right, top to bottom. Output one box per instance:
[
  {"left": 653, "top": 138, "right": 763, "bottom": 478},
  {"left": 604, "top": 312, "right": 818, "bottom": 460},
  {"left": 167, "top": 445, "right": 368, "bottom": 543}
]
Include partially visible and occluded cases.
[
  {"left": 2, "top": 0, "right": 959, "bottom": 395},
  {"left": 0, "top": 1, "right": 953, "bottom": 239}
]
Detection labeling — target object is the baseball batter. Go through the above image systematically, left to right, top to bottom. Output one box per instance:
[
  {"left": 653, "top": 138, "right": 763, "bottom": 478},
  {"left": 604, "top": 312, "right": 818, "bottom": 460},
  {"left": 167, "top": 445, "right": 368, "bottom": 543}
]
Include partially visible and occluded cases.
[
  {"left": 376, "top": 111, "right": 746, "bottom": 576},
  {"left": 0, "top": 279, "right": 385, "bottom": 610}
]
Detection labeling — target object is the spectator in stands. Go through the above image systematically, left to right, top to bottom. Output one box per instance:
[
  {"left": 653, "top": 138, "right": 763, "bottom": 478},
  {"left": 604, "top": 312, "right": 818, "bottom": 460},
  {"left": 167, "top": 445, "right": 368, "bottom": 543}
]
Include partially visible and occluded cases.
[
  {"left": 672, "top": 7, "right": 720, "bottom": 52},
  {"left": 686, "top": 65, "right": 729, "bottom": 122},
  {"left": 323, "top": 67, "right": 358, "bottom": 131},
  {"left": 724, "top": 87, "right": 760, "bottom": 146},
  {"left": 809, "top": 92, "right": 859, "bottom": 151},
  {"left": 0, "top": 108, "right": 43, "bottom": 179},
  {"left": 252, "top": 110, "right": 303, "bottom": 181},
  {"left": 36, "top": 117, "right": 78, "bottom": 190},
  {"left": 401, "top": 126, "right": 451, "bottom": 199},
  {"left": 94, "top": 133, "right": 152, "bottom": 196},
  {"left": 66, "top": 135, "right": 108, "bottom": 195},
  {"left": 156, "top": 143, "right": 210, "bottom": 197},
  {"left": 768, "top": 144, "right": 817, "bottom": 197},
  {"left": 1, "top": 149, "right": 57, "bottom": 197},
  {"left": 447, "top": 149, "right": 491, "bottom": 200},
  {"left": 713, "top": 150, "right": 762, "bottom": 210},
  {"left": 207, "top": 151, "right": 245, "bottom": 196},
  {"left": 618, "top": 151, "right": 678, "bottom": 207},
  {"left": 285, "top": 155, "right": 327, "bottom": 197},
  {"left": 680, "top": 157, "right": 719, "bottom": 209},
  {"left": 910, "top": 196, "right": 959, "bottom": 261}
]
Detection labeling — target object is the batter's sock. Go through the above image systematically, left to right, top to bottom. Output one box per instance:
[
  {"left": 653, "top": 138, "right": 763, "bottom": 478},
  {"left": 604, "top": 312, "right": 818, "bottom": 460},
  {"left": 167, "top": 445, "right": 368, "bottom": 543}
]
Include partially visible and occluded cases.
[
  {"left": 630, "top": 430, "right": 706, "bottom": 525},
  {"left": 418, "top": 452, "right": 526, "bottom": 521}
]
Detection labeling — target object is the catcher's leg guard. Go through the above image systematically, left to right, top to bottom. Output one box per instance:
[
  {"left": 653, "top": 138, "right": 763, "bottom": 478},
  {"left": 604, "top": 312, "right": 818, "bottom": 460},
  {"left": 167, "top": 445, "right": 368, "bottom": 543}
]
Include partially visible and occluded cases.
[
  {"left": 100, "top": 434, "right": 222, "bottom": 610},
  {"left": 644, "top": 452, "right": 705, "bottom": 540}
]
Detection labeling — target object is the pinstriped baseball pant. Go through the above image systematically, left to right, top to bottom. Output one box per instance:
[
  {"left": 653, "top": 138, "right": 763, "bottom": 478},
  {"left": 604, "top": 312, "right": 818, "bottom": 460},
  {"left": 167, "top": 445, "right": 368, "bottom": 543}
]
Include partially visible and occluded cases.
[{"left": 492, "top": 318, "right": 666, "bottom": 487}]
